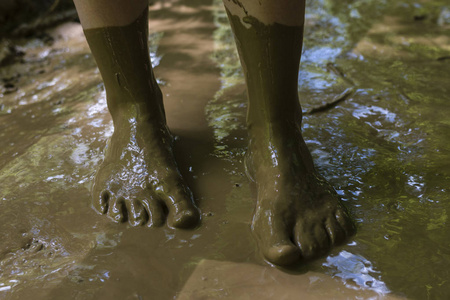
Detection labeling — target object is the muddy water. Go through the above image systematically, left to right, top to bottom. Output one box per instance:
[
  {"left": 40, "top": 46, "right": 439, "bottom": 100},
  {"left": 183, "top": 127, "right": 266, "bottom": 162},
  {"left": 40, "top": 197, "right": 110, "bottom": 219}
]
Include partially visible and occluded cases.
[{"left": 0, "top": 0, "right": 449, "bottom": 299}]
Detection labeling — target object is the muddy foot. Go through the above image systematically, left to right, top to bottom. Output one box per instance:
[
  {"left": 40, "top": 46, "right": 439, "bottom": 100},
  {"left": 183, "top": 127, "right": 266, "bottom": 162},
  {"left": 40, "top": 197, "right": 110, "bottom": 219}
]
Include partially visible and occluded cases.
[
  {"left": 92, "top": 116, "right": 199, "bottom": 228},
  {"left": 246, "top": 123, "right": 355, "bottom": 265}
]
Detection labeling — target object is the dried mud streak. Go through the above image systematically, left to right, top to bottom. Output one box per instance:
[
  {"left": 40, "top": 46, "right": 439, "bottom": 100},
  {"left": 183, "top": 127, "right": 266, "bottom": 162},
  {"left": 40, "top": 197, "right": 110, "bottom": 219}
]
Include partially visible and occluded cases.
[
  {"left": 226, "top": 0, "right": 249, "bottom": 16},
  {"left": 82, "top": 7, "right": 163, "bottom": 116},
  {"left": 226, "top": 11, "right": 304, "bottom": 125}
]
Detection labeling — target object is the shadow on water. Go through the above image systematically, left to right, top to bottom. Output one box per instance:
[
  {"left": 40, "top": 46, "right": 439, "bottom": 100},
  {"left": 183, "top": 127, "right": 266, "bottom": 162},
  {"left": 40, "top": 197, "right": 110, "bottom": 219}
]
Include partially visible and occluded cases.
[{"left": 0, "top": 0, "right": 449, "bottom": 299}]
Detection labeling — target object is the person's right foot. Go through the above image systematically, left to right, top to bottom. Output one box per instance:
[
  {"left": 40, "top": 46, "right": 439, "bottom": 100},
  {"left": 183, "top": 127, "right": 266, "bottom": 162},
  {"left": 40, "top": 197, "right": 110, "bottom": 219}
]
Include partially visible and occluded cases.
[
  {"left": 80, "top": 6, "right": 199, "bottom": 229},
  {"left": 92, "top": 113, "right": 200, "bottom": 228}
]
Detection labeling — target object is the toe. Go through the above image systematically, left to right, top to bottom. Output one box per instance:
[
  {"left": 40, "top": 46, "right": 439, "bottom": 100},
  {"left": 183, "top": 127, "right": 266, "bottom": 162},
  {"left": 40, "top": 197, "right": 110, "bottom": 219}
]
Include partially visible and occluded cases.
[
  {"left": 158, "top": 183, "right": 200, "bottom": 229},
  {"left": 108, "top": 197, "right": 127, "bottom": 223},
  {"left": 141, "top": 198, "right": 165, "bottom": 227},
  {"left": 126, "top": 199, "right": 149, "bottom": 227},
  {"left": 169, "top": 205, "right": 199, "bottom": 229},
  {"left": 336, "top": 207, "right": 356, "bottom": 236},
  {"left": 253, "top": 211, "right": 300, "bottom": 265},
  {"left": 325, "top": 216, "right": 346, "bottom": 245},
  {"left": 295, "top": 221, "right": 330, "bottom": 260},
  {"left": 265, "top": 244, "right": 300, "bottom": 266}
]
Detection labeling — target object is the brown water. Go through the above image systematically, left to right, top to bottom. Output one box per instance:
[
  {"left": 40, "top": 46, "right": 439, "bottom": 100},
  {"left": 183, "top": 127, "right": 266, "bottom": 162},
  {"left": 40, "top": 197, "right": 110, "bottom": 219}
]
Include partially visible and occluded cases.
[{"left": 1, "top": 0, "right": 449, "bottom": 299}]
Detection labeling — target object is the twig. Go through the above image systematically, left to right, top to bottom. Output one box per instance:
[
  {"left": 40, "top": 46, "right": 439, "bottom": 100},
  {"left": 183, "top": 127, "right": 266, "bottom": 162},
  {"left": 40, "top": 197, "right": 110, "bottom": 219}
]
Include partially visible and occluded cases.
[
  {"left": 47, "top": 0, "right": 60, "bottom": 14},
  {"left": 11, "top": 9, "right": 78, "bottom": 37},
  {"left": 437, "top": 56, "right": 450, "bottom": 61},
  {"left": 326, "top": 62, "right": 356, "bottom": 86},
  {"left": 305, "top": 87, "right": 355, "bottom": 114}
]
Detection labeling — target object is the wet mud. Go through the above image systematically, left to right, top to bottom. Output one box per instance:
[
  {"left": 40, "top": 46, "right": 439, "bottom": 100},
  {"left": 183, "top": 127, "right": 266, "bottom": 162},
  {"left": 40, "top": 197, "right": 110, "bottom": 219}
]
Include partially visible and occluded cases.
[{"left": 1, "top": 0, "right": 450, "bottom": 299}]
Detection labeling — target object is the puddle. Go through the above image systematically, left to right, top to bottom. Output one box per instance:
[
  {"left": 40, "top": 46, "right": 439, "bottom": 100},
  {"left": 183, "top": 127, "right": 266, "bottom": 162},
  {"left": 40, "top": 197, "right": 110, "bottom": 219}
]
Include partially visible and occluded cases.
[{"left": 0, "top": 0, "right": 450, "bottom": 299}]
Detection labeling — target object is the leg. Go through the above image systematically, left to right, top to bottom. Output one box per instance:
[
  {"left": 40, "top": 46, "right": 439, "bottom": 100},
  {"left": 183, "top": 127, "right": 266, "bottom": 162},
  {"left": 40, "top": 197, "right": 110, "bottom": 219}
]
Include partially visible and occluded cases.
[
  {"left": 73, "top": 0, "right": 199, "bottom": 228},
  {"left": 223, "top": 0, "right": 355, "bottom": 265}
]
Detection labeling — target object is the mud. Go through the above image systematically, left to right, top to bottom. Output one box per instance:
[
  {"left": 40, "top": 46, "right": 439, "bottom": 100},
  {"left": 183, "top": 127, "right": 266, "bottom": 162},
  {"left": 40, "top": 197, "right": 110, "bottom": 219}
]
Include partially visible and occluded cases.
[{"left": 0, "top": 0, "right": 450, "bottom": 299}]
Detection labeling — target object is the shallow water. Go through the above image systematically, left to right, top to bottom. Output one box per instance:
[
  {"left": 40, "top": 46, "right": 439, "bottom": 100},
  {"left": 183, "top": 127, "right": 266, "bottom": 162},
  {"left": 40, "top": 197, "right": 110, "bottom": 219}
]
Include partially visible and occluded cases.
[{"left": 0, "top": 0, "right": 449, "bottom": 299}]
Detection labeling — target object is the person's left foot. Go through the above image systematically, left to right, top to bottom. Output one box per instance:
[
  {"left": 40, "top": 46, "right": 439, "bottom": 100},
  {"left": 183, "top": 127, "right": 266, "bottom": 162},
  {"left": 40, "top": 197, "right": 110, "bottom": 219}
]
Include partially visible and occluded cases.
[{"left": 245, "top": 122, "right": 356, "bottom": 265}]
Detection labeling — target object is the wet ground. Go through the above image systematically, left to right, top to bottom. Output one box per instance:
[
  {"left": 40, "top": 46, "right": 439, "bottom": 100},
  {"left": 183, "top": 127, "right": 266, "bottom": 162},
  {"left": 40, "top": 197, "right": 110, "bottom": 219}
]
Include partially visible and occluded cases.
[{"left": 1, "top": 0, "right": 450, "bottom": 299}]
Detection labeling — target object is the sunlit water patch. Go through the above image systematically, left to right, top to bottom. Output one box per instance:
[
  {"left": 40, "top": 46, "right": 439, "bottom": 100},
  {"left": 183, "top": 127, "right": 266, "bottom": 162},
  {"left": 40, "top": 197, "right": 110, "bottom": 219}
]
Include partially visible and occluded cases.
[{"left": 324, "top": 250, "right": 390, "bottom": 295}]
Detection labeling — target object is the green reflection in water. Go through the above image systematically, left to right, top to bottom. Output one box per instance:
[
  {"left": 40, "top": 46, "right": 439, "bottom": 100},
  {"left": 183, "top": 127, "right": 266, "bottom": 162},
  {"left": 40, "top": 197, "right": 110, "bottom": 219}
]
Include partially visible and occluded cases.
[{"left": 207, "top": 1, "right": 247, "bottom": 160}]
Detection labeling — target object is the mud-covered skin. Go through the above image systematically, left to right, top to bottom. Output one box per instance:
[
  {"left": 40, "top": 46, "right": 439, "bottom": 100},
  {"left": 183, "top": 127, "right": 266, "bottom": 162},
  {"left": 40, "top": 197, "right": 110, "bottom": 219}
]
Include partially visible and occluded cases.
[
  {"left": 84, "top": 8, "right": 199, "bottom": 228},
  {"left": 227, "top": 12, "right": 355, "bottom": 265},
  {"left": 93, "top": 117, "right": 199, "bottom": 228},
  {"left": 246, "top": 124, "right": 355, "bottom": 265}
]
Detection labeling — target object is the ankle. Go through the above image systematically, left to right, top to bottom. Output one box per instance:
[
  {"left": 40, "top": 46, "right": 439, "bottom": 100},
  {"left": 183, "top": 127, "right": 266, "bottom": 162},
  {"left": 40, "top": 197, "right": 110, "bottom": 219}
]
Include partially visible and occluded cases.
[
  {"left": 107, "top": 87, "right": 166, "bottom": 122},
  {"left": 246, "top": 97, "right": 303, "bottom": 128},
  {"left": 110, "top": 102, "right": 166, "bottom": 128},
  {"left": 247, "top": 117, "right": 302, "bottom": 136}
]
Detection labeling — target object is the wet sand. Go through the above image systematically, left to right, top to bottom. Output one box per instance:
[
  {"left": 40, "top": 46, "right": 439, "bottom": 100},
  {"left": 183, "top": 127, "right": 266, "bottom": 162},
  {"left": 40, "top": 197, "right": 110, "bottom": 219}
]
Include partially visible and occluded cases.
[{"left": 1, "top": 0, "right": 450, "bottom": 299}]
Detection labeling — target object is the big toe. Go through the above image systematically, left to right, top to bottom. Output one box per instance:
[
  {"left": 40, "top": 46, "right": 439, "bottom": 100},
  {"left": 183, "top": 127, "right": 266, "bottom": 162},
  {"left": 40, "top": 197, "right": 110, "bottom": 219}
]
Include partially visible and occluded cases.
[
  {"left": 170, "top": 207, "right": 200, "bottom": 229},
  {"left": 254, "top": 215, "right": 300, "bottom": 265},
  {"left": 295, "top": 222, "right": 331, "bottom": 260},
  {"left": 264, "top": 244, "right": 301, "bottom": 266}
]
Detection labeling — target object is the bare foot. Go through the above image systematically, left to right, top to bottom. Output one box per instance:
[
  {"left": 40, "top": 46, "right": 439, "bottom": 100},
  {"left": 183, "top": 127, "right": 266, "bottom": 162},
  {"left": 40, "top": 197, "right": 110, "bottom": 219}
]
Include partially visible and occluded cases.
[
  {"left": 92, "top": 113, "right": 199, "bottom": 228},
  {"left": 246, "top": 122, "right": 355, "bottom": 265}
]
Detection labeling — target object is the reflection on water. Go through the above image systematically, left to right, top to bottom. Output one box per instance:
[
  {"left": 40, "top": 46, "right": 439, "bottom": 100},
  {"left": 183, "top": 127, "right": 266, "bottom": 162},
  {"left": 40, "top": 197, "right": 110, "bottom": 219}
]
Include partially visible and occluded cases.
[{"left": 324, "top": 250, "right": 390, "bottom": 295}]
